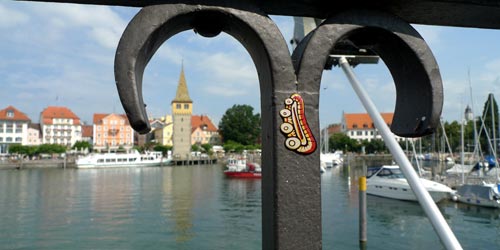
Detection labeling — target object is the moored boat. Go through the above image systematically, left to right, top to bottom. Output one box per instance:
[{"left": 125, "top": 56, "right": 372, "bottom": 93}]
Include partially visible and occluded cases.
[
  {"left": 76, "top": 150, "right": 171, "bottom": 168},
  {"left": 224, "top": 158, "right": 261, "bottom": 178},
  {"left": 367, "top": 165, "right": 454, "bottom": 203},
  {"left": 455, "top": 183, "right": 500, "bottom": 208}
]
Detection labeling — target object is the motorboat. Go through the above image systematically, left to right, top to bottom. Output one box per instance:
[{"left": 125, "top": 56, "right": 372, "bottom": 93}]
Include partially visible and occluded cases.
[
  {"left": 76, "top": 150, "right": 171, "bottom": 168},
  {"left": 320, "top": 151, "right": 343, "bottom": 168},
  {"left": 224, "top": 158, "right": 261, "bottom": 178},
  {"left": 366, "top": 165, "right": 454, "bottom": 203},
  {"left": 455, "top": 183, "right": 500, "bottom": 208}
]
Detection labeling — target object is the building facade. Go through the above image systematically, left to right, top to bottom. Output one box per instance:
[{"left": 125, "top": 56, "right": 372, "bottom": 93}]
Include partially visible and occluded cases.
[
  {"left": 172, "top": 66, "right": 193, "bottom": 158},
  {"left": 0, "top": 106, "right": 31, "bottom": 154},
  {"left": 40, "top": 106, "right": 82, "bottom": 146},
  {"left": 341, "top": 112, "right": 404, "bottom": 142},
  {"left": 93, "top": 113, "right": 134, "bottom": 151},
  {"left": 152, "top": 115, "right": 173, "bottom": 146},
  {"left": 191, "top": 115, "right": 220, "bottom": 145},
  {"left": 27, "top": 123, "right": 42, "bottom": 146}
]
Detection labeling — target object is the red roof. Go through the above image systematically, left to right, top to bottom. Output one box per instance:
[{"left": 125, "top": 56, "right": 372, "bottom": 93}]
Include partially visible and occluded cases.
[
  {"left": 0, "top": 106, "right": 31, "bottom": 122},
  {"left": 41, "top": 106, "right": 80, "bottom": 125},
  {"left": 92, "top": 113, "right": 130, "bottom": 125},
  {"left": 344, "top": 113, "right": 393, "bottom": 130},
  {"left": 191, "top": 115, "right": 218, "bottom": 133},
  {"left": 82, "top": 125, "right": 93, "bottom": 137}
]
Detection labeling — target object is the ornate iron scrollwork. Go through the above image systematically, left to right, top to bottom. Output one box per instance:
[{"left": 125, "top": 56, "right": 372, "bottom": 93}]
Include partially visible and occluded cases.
[{"left": 114, "top": 5, "right": 443, "bottom": 250}]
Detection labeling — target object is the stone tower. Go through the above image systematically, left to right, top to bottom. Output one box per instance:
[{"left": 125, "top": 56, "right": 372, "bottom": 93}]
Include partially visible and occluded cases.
[{"left": 171, "top": 65, "right": 192, "bottom": 158}]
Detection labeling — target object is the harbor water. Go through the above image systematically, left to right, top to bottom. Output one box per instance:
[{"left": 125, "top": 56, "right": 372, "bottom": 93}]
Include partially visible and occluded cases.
[{"left": 1, "top": 165, "right": 499, "bottom": 249}]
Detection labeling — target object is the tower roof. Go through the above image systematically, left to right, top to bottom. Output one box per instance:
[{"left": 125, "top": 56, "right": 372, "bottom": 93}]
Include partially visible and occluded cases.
[{"left": 172, "top": 65, "right": 192, "bottom": 103}]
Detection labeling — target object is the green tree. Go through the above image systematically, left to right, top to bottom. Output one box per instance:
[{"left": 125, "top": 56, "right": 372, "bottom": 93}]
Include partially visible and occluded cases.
[
  {"left": 479, "top": 93, "right": 499, "bottom": 154},
  {"left": 218, "top": 104, "right": 261, "bottom": 145},
  {"left": 329, "top": 133, "right": 360, "bottom": 152},
  {"left": 361, "top": 139, "right": 387, "bottom": 154},
  {"left": 223, "top": 140, "right": 245, "bottom": 153},
  {"left": 72, "top": 141, "right": 92, "bottom": 151},
  {"left": 201, "top": 143, "right": 212, "bottom": 153},
  {"left": 38, "top": 144, "right": 67, "bottom": 154},
  {"left": 191, "top": 144, "right": 200, "bottom": 152},
  {"left": 153, "top": 145, "right": 172, "bottom": 156}
]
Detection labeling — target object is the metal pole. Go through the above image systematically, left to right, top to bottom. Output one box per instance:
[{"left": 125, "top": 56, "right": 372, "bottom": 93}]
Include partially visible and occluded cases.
[
  {"left": 338, "top": 56, "right": 462, "bottom": 250},
  {"left": 359, "top": 176, "right": 367, "bottom": 244}
]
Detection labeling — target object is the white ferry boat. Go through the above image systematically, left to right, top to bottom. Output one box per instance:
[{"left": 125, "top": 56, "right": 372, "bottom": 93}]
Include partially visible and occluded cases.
[{"left": 76, "top": 150, "right": 171, "bottom": 168}]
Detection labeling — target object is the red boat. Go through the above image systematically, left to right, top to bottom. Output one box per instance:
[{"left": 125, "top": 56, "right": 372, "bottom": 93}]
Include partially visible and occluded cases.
[
  {"left": 224, "top": 158, "right": 262, "bottom": 179},
  {"left": 224, "top": 171, "right": 262, "bottom": 178}
]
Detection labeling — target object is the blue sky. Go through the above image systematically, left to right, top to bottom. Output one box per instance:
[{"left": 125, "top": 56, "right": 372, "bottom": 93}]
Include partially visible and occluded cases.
[{"left": 2, "top": 2, "right": 500, "bottom": 129}]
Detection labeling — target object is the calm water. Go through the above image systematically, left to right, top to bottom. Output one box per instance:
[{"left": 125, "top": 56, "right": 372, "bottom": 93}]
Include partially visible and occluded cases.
[{"left": 0, "top": 165, "right": 499, "bottom": 250}]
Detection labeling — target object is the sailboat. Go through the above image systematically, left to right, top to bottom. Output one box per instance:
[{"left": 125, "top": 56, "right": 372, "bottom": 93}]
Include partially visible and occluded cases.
[
  {"left": 454, "top": 93, "right": 500, "bottom": 208},
  {"left": 320, "top": 127, "right": 343, "bottom": 168}
]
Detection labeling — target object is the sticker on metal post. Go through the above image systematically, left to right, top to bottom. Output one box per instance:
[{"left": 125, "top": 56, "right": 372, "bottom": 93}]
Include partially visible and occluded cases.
[{"left": 279, "top": 93, "right": 317, "bottom": 154}]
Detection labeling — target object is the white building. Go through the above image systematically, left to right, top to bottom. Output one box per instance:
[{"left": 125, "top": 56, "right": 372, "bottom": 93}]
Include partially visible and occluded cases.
[
  {"left": 0, "top": 106, "right": 31, "bottom": 154},
  {"left": 40, "top": 106, "right": 82, "bottom": 147},
  {"left": 341, "top": 112, "right": 404, "bottom": 142},
  {"left": 27, "top": 123, "right": 42, "bottom": 146}
]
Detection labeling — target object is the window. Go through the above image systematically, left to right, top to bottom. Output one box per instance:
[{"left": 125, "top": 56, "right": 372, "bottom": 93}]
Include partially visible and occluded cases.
[
  {"left": 176, "top": 104, "right": 181, "bottom": 109},
  {"left": 184, "top": 104, "right": 189, "bottom": 109},
  {"left": 6, "top": 110, "right": 14, "bottom": 118},
  {"left": 6, "top": 124, "right": 13, "bottom": 133},
  {"left": 353, "top": 124, "right": 358, "bottom": 129},
  {"left": 356, "top": 131, "right": 362, "bottom": 136},
  {"left": 6, "top": 137, "right": 12, "bottom": 142},
  {"left": 15, "top": 137, "right": 21, "bottom": 142},
  {"left": 0, "top": 138, "right": 2, "bottom": 142}
]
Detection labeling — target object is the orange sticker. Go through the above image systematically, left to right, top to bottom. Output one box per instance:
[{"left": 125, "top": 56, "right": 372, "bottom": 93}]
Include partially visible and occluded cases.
[{"left": 279, "top": 93, "right": 316, "bottom": 154}]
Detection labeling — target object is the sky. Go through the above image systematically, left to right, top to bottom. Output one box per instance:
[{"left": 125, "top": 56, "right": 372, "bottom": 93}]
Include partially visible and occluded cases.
[{"left": 2, "top": 2, "right": 500, "bottom": 129}]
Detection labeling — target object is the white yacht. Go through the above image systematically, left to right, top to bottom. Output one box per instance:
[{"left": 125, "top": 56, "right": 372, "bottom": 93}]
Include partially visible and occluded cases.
[
  {"left": 76, "top": 150, "right": 171, "bottom": 168},
  {"left": 367, "top": 165, "right": 454, "bottom": 203}
]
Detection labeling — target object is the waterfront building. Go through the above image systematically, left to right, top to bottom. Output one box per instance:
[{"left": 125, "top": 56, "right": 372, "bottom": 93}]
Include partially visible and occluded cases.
[
  {"left": 171, "top": 65, "right": 192, "bottom": 158},
  {"left": 0, "top": 106, "right": 30, "bottom": 154},
  {"left": 40, "top": 106, "right": 82, "bottom": 146},
  {"left": 341, "top": 112, "right": 404, "bottom": 142},
  {"left": 92, "top": 113, "right": 134, "bottom": 151},
  {"left": 152, "top": 115, "right": 173, "bottom": 146},
  {"left": 191, "top": 115, "right": 220, "bottom": 145},
  {"left": 27, "top": 123, "right": 42, "bottom": 146},
  {"left": 81, "top": 125, "right": 93, "bottom": 144}
]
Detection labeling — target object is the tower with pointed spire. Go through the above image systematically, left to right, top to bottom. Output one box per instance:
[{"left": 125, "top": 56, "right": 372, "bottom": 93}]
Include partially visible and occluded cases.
[{"left": 171, "top": 64, "right": 193, "bottom": 158}]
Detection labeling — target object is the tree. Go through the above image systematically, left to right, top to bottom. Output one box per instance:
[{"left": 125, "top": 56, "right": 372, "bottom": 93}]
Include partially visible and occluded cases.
[
  {"left": 479, "top": 93, "right": 499, "bottom": 154},
  {"left": 218, "top": 104, "right": 261, "bottom": 145},
  {"left": 329, "top": 133, "right": 360, "bottom": 152},
  {"left": 361, "top": 139, "right": 387, "bottom": 154},
  {"left": 72, "top": 141, "right": 92, "bottom": 151},
  {"left": 38, "top": 144, "right": 67, "bottom": 154},
  {"left": 154, "top": 145, "right": 172, "bottom": 156}
]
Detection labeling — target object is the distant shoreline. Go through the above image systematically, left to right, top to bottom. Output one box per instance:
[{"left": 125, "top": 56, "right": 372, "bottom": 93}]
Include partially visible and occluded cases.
[{"left": 0, "top": 159, "right": 75, "bottom": 169}]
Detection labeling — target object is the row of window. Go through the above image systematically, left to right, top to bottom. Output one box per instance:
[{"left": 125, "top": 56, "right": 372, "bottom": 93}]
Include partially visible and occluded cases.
[
  {"left": 176, "top": 104, "right": 190, "bottom": 109},
  {"left": 53, "top": 119, "right": 73, "bottom": 124},
  {"left": 101, "top": 120, "right": 126, "bottom": 125},
  {"left": 351, "top": 123, "right": 391, "bottom": 129},
  {"left": 96, "top": 126, "right": 130, "bottom": 131},
  {"left": 0, "top": 129, "right": 22, "bottom": 134},
  {"left": 350, "top": 130, "right": 377, "bottom": 136},
  {"left": 96, "top": 133, "right": 131, "bottom": 138},
  {"left": 0, "top": 137, "right": 22, "bottom": 142},
  {"left": 95, "top": 140, "right": 131, "bottom": 145},
  {"left": 97, "top": 157, "right": 137, "bottom": 163}
]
